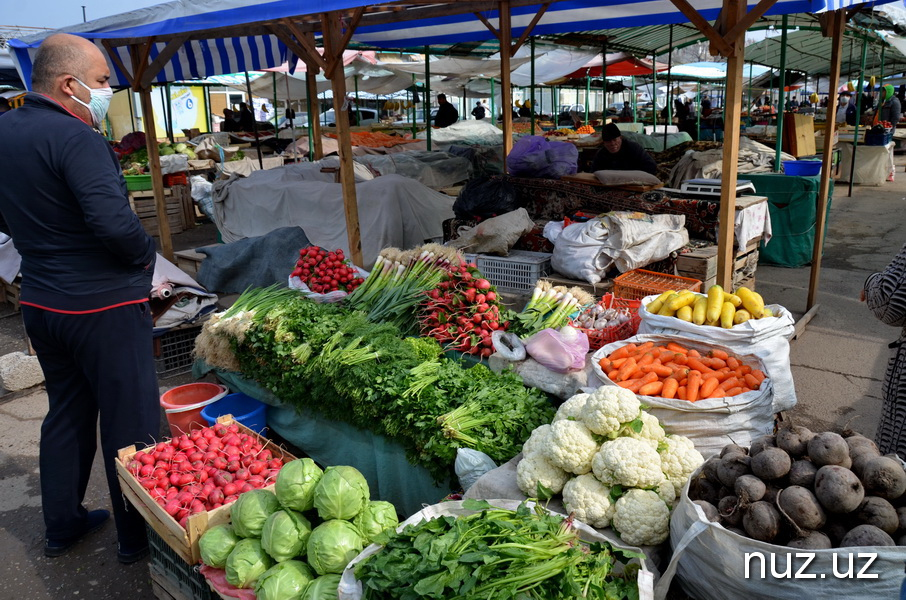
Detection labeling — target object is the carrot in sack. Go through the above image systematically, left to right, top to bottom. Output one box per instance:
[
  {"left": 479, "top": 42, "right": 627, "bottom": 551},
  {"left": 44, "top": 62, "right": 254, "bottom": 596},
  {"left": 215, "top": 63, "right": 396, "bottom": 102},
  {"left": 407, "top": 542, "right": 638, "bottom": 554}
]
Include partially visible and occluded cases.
[
  {"left": 666, "top": 342, "right": 688, "bottom": 355},
  {"left": 609, "top": 345, "right": 635, "bottom": 361},
  {"left": 615, "top": 358, "right": 638, "bottom": 382},
  {"left": 641, "top": 363, "right": 673, "bottom": 378},
  {"left": 687, "top": 371, "right": 702, "bottom": 402},
  {"left": 744, "top": 373, "right": 761, "bottom": 389},
  {"left": 662, "top": 377, "right": 679, "bottom": 399},
  {"left": 699, "top": 377, "right": 720, "bottom": 399},
  {"left": 639, "top": 381, "right": 664, "bottom": 396},
  {"left": 677, "top": 386, "right": 687, "bottom": 400}
]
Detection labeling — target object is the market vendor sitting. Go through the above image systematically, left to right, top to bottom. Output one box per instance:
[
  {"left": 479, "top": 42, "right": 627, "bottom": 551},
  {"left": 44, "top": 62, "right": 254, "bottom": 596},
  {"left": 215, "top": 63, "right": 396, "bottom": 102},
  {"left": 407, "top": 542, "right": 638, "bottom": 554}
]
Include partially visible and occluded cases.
[{"left": 589, "top": 123, "right": 658, "bottom": 176}]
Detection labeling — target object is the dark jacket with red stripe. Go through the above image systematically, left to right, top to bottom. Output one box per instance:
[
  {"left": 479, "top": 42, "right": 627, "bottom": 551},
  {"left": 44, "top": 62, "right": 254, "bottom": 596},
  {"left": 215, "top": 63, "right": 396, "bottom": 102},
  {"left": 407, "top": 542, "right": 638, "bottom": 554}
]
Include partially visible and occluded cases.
[{"left": 0, "top": 94, "right": 155, "bottom": 313}]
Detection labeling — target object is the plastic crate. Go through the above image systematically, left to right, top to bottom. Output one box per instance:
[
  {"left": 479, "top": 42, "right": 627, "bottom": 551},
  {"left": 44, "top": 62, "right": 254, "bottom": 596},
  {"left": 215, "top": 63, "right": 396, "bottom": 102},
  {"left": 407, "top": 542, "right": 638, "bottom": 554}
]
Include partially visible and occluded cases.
[
  {"left": 864, "top": 130, "right": 893, "bottom": 146},
  {"left": 163, "top": 172, "right": 188, "bottom": 187},
  {"left": 125, "top": 174, "right": 152, "bottom": 191},
  {"left": 462, "top": 250, "right": 552, "bottom": 294},
  {"left": 612, "top": 269, "right": 702, "bottom": 300},
  {"left": 570, "top": 294, "right": 642, "bottom": 351},
  {"left": 154, "top": 324, "right": 203, "bottom": 378},
  {"left": 147, "top": 525, "right": 218, "bottom": 600}
]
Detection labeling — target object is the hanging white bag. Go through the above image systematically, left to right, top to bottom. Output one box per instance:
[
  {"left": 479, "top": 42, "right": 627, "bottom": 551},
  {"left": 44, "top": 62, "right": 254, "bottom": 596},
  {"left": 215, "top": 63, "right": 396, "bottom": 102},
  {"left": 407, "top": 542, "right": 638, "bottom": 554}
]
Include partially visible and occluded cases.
[{"left": 637, "top": 295, "right": 797, "bottom": 413}]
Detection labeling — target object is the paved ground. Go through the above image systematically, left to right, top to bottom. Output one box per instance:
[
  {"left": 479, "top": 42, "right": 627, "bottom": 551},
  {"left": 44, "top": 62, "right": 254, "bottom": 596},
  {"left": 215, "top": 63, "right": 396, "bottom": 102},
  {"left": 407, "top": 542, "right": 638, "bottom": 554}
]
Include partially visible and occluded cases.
[{"left": 0, "top": 168, "right": 904, "bottom": 599}]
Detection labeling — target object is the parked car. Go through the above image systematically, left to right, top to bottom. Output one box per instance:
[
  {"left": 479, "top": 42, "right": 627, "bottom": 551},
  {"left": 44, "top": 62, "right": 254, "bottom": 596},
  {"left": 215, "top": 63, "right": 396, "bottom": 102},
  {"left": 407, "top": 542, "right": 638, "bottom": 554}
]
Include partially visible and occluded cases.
[
  {"left": 293, "top": 107, "right": 380, "bottom": 128},
  {"left": 391, "top": 107, "right": 440, "bottom": 126}
]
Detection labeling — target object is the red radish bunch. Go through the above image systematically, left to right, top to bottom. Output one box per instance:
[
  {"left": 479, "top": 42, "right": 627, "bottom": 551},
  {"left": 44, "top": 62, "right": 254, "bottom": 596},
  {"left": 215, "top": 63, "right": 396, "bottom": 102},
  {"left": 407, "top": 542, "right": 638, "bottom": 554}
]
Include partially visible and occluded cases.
[
  {"left": 291, "top": 246, "right": 364, "bottom": 294},
  {"left": 418, "top": 263, "right": 507, "bottom": 357},
  {"left": 126, "top": 423, "right": 285, "bottom": 529}
]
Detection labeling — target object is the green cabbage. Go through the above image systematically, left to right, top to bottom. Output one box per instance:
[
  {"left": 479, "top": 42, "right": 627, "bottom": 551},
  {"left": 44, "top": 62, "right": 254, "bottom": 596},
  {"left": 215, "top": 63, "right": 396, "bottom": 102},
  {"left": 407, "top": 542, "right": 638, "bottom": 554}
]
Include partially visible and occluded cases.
[
  {"left": 276, "top": 458, "right": 324, "bottom": 512},
  {"left": 313, "top": 466, "right": 369, "bottom": 521},
  {"left": 232, "top": 489, "right": 281, "bottom": 538},
  {"left": 353, "top": 501, "right": 399, "bottom": 544},
  {"left": 261, "top": 509, "right": 312, "bottom": 562},
  {"left": 306, "top": 520, "right": 364, "bottom": 576},
  {"left": 198, "top": 524, "right": 239, "bottom": 568},
  {"left": 225, "top": 538, "right": 274, "bottom": 589},
  {"left": 254, "top": 560, "right": 315, "bottom": 600},
  {"left": 300, "top": 574, "right": 342, "bottom": 600}
]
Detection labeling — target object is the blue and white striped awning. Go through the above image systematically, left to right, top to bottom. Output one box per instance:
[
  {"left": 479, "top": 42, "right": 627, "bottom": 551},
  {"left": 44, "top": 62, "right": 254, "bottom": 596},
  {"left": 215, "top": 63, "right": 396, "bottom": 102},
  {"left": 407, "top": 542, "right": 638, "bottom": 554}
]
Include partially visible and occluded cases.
[{"left": 9, "top": 0, "right": 895, "bottom": 89}]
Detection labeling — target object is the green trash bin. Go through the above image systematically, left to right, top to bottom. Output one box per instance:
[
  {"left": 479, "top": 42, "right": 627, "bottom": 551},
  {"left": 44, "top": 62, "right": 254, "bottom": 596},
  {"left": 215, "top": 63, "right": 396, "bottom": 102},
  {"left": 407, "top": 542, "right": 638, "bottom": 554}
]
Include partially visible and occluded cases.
[{"left": 745, "top": 173, "right": 833, "bottom": 268}]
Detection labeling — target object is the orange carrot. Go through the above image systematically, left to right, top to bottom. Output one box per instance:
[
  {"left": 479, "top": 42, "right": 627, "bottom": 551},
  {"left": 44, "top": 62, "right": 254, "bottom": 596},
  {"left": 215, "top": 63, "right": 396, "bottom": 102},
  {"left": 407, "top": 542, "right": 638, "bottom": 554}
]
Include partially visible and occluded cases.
[
  {"left": 636, "top": 341, "right": 655, "bottom": 353},
  {"left": 666, "top": 342, "right": 688, "bottom": 355},
  {"left": 609, "top": 345, "right": 635, "bottom": 360},
  {"left": 687, "top": 348, "right": 702, "bottom": 358},
  {"left": 709, "top": 349, "right": 729, "bottom": 361},
  {"left": 658, "top": 350, "right": 675, "bottom": 362},
  {"left": 637, "top": 352, "right": 655, "bottom": 367},
  {"left": 673, "top": 353, "right": 688, "bottom": 366},
  {"left": 726, "top": 356, "right": 740, "bottom": 369},
  {"left": 598, "top": 357, "right": 612, "bottom": 372},
  {"left": 611, "top": 357, "right": 628, "bottom": 368},
  {"left": 706, "top": 357, "right": 727, "bottom": 369},
  {"left": 615, "top": 358, "right": 637, "bottom": 382},
  {"left": 686, "top": 358, "right": 713, "bottom": 373},
  {"left": 641, "top": 363, "right": 673, "bottom": 378},
  {"left": 608, "top": 369, "right": 620, "bottom": 381},
  {"left": 751, "top": 369, "right": 766, "bottom": 383},
  {"left": 638, "top": 371, "right": 659, "bottom": 385},
  {"left": 687, "top": 371, "right": 702, "bottom": 402},
  {"left": 744, "top": 373, "right": 761, "bottom": 389},
  {"left": 700, "top": 376, "right": 720, "bottom": 398},
  {"left": 719, "top": 376, "right": 740, "bottom": 391},
  {"left": 662, "top": 378, "right": 679, "bottom": 399},
  {"left": 620, "top": 379, "right": 646, "bottom": 393},
  {"left": 639, "top": 381, "right": 664, "bottom": 396},
  {"left": 677, "top": 386, "right": 687, "bottom": 400},
  {"left": 724, "top": 387, "right": 745, "bottom": 397}
]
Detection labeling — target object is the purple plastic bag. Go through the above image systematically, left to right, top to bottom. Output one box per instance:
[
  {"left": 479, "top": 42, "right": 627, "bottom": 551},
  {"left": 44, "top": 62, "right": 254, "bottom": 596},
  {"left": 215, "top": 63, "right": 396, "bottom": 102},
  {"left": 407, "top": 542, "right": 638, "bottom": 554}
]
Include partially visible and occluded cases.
[
  {"left": 506, "top": 136, "right": 579, "bottom": 179},
  {"left": 524, "top": 327, "right": 589, "bottom": 373}
]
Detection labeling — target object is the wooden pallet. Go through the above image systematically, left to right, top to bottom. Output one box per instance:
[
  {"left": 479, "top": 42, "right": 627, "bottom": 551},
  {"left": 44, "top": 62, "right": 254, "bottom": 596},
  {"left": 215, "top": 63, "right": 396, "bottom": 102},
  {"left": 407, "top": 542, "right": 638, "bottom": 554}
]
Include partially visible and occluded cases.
[
  {"left": 130, "top": 184, "right": 195, "bottom": 236},
  {"left": 676, "top": 244, "right": 761, "bottom": 291},
  {"left": 0, "top": 279, "right": 21, "bottom": 311}
]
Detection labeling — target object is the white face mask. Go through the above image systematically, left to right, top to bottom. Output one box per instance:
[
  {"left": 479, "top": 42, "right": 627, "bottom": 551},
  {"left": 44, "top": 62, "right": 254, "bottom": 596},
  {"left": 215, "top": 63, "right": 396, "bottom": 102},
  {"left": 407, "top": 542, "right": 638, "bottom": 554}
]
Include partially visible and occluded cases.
[{"left": 70, "top": 77, "right": 113, "bottom": 127}]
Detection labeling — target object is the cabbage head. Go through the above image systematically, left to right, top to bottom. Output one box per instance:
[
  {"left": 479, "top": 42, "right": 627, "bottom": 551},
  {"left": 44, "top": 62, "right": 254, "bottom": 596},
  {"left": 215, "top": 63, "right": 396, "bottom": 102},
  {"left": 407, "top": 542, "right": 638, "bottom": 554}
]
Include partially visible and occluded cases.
[
  {"left": 275, "top": 458, "right": 324, "bottom": 512},
  {"left": 313, "top": 466, "right": 369, "bottom": 521},
  {"left": 232, "top": 489, "right": 281, "bottom": 538},
  {"left": 353, "top": 501, "right": 399, "bottom": 544},
  {"left": 261, "top": 509, "right": 312, "bottom": 562},
  {"left": 306, "top": 519, "right": 364, "bottom": 575},
  {"left": 199, "top": 524, "right": 239, "bottom": 568},
  {"left": 225, "top": 538, "right": 274, "bottom": 589},
  {"left": 254, "top": 560, "right": 315, "bottom": 600},
  {"left": 300, "top": 574, "right": 342, "bottom": 600}
]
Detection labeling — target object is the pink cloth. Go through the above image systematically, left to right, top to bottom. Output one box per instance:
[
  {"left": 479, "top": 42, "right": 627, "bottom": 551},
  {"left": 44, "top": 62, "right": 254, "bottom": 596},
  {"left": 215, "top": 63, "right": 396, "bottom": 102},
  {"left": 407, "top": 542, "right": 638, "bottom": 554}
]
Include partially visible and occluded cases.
[{"left": 199, "top": 565, "right": 257, "bottom": 600}]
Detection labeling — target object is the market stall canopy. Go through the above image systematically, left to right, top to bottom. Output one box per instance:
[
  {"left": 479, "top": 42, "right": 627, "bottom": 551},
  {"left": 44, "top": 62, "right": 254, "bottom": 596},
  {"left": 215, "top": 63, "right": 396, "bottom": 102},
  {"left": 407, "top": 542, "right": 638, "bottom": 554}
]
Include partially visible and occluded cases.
[
  {"left": 8, "top": 0, "right": 844, "bottom": 89},
  {"left": 557, "top": 53, "right": 670, "bottom": 79},
  {"left": 668, "top": 61, "right": 773, "bottom": 81}
]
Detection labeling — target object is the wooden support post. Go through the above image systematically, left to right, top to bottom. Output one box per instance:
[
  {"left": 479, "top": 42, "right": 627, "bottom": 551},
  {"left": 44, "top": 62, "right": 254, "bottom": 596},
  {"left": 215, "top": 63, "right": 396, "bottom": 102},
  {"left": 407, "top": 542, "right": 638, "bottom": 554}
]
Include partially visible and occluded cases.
[
  {"left": 716, "top": 0, "right": 746, "bottom": 290},
  {"left": 499, "top": 1, "right": 514, "bottom": 162},
  {"left": 808, "top": 9, "right": 846, "bottom": 310},
  {"left": 322, "top": 11, "right": 363, "bottom": 267},
  {"left": 306, "top": 70, "right": 323, "bottom": 160},
  {"left": 137, "top": 86, "right": 173, "bottom": 260}
]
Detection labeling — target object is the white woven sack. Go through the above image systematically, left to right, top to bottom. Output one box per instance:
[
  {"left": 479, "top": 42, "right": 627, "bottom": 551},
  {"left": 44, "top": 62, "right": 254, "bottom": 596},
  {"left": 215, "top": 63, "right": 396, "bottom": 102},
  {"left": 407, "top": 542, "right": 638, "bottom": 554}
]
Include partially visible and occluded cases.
[
  {"left": 637, "top": 295, "right": 797, "bottom": 413},
  {"left": 591, "top": 334, "right": 775, "bottom": 458},
  {"left": 653, "top": 467, "right": 906, "bottom": 600},
  {"left": 338, "top": 499, "right": 655, "bottom": 600}
]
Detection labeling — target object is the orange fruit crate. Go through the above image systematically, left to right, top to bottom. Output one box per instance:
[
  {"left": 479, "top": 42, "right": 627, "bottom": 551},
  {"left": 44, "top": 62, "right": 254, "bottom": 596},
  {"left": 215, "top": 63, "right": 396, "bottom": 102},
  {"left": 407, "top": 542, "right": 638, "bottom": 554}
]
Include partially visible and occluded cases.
[{"left": 612, "top": 269, "right": 702, "bottom": 301}]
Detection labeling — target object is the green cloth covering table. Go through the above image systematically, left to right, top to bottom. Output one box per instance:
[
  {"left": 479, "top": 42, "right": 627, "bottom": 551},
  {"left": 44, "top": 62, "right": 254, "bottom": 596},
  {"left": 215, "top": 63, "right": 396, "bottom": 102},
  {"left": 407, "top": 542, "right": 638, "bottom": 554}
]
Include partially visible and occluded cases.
[
  {"left": 746, "top": 173, "right": 833, "bottom": 268},
  {"left": 193, "top": 360, "right": 453, "bottom": 517}
]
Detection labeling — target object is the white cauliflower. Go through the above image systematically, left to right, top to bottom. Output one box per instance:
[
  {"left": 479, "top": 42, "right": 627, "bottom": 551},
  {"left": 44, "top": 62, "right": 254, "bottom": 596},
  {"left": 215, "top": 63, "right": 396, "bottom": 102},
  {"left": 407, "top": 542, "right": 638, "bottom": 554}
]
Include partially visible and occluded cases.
[
  {"left": 580, "top": 386, "right": 641, "bottom": 436},
  {"left": 553, "top": 393, "right": 590, "bottom": 422},
  {"left": 623, "top": 411, "right": 666, "bottom": 449},
  {"left": 543, "top": 419, "right": 599, "bottom": 475},
  {"left": 522, "top": 424, "right": 552, "bottom": 457},
  {"left": 659, "top": 434, "right": 705, "bottom": 496},
  {"left": 592, "top": 437, "right": 663, "bottom": 488},
  {"left": 516, "top": 452, "right": 570, "bottom": 496},
  {"left": 562, "top": 473, "right": 615, "bottom": 528},
  {"left": 654, "top": 476, "right": 677, "bottom": 508},
  {"left": 612, "top": 489, "right": 671, "bottom": 546}
]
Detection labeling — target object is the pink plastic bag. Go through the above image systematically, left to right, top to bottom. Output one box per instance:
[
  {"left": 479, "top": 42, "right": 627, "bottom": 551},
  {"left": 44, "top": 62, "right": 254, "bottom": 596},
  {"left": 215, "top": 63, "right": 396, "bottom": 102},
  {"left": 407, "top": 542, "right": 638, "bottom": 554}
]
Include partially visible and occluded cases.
[{"left": 523, "top": 327, "right": 589, "bottom": 373}]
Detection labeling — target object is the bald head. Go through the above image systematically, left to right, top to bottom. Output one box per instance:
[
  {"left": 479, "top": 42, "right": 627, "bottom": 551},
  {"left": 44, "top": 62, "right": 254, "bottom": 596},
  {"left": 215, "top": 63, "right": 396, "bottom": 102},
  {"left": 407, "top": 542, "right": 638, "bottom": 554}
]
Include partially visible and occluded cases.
[{"left": 32, "top": 33, "right": 103, "bottom": 94}]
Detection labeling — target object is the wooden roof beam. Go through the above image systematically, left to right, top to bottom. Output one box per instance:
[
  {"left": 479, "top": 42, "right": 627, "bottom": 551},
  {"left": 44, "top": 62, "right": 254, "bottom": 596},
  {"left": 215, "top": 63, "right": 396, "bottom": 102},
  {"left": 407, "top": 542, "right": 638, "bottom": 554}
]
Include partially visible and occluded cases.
[
  {"left": 669, "top": 0, "right": 733, "bottom": 56},
  {"left": 511, "top": 2, "right": 551, "bottom": 55},
  {"left": 280, "top": 19, "right": 329, "bottom": 72},
  {"left": 140, "top": 35, "right": 190, "bottom": 88}
]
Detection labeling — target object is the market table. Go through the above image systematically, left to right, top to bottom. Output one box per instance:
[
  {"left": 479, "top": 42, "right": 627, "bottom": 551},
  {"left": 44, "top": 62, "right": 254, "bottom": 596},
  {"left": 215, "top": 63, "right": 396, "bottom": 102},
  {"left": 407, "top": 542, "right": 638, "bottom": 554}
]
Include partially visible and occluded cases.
[
  {"left": 836, "top": 141, "right": 895, "bottom": 186},
  {"left": 745, "top": 172, "right": 833, "bottom": 268},
  {"left": 193, "top": 361, "right": 453, "bottom": 517}
]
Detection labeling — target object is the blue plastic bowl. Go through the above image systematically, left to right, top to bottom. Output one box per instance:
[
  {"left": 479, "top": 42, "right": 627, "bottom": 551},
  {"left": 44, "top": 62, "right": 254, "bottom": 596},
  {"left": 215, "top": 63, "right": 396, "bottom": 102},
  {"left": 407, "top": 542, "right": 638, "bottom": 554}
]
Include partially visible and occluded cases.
[
  {"left": 782, "top": 160, "right": 822, "bottom": 176},
  {"left": 201, "top": 392, "right": 268, "bottom": 434}
]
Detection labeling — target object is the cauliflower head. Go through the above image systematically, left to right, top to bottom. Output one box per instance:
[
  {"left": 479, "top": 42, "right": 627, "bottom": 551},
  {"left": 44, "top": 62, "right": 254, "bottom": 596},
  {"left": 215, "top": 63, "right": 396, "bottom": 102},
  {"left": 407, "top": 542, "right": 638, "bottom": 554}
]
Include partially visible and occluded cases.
[
  {"left": 580, "top": 386, "right": 641, "bottom": 436},
  {"left": 553, "top": 393, "right": 590, "bottom": 423},
  {"left": 623, "top": 411, "right": 666, "bottom": 449},
  {"left": 543, "top": 419, "right": 599, "bottom": 475},
  {"left": 522, "top": 424, "right": 552, "bottom": 457},
  {"left": 659, "top": 434, "right": 705, "bottom": 496},
  {"left": 592, "top": 437, "right": 663, "bottom": 488},
  {"left": 516, "top": 452, "right": 570, "bottom": 496},
  {"left": 562, "top": 473, "right": 615, "bottom": 529},
  {"left": 654, "top": 476, "right": 677, "bottom": 508},
  {"left": 612, "top": 489, "right": 670, "bottom": 546}
]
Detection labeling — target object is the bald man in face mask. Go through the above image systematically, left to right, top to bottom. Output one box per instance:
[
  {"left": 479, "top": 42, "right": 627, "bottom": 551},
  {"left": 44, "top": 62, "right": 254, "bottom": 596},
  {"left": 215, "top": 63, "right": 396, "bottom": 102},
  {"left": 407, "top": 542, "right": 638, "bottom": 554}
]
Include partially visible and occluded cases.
[{"left": 0, "top": 33, "right": 159, "bottom": 564}]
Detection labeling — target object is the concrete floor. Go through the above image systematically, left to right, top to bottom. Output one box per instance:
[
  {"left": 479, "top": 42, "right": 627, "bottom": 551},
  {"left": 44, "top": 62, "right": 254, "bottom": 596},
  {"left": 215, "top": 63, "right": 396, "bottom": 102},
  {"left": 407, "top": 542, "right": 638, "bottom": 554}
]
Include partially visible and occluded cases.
[{"left": 0, "top": 167, "right": 904, "bottom": 599}]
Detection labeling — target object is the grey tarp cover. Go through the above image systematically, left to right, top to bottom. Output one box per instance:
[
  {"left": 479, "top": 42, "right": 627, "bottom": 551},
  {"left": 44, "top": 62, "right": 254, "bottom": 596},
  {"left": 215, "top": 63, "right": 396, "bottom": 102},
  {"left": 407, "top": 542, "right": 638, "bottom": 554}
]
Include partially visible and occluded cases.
[
  {"left": 353, "top": 151, "right": 472, "bottom": 189},
  {"left": 211, "top": 168, "right": 454, "bottom": 269},
  {"left": 195, "top": 226, "right": 311, "bottom": 293},
  {"left": 192, "top": 362, "right": 453, "bottom": 517}
]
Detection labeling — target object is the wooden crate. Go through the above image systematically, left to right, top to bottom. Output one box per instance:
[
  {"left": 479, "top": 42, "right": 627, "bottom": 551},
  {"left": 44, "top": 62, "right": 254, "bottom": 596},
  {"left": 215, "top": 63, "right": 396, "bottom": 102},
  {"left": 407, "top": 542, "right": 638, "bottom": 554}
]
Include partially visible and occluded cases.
[
  {"left": 676, "top": 245, "right": 760, "bottom": 291},
  {"left": 173, "top": 248, "right": 208, "bottom": 279},
  {"left": 0, "top": 278, "right": 21, "bottom": 310},
  {"left": 116, "top": 415, "right": 297, "bottom": 565}
]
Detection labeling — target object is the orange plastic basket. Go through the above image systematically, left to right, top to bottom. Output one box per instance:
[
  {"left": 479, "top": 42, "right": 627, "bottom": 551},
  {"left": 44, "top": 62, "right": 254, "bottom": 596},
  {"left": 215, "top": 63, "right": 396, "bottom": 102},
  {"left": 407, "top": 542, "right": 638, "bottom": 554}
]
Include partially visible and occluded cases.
[
  {"left": 612, "top": 269, "right": 702, "bottom": 301},
  {"left": 571, "top": 294, "right": 641, "bottom": 351}
]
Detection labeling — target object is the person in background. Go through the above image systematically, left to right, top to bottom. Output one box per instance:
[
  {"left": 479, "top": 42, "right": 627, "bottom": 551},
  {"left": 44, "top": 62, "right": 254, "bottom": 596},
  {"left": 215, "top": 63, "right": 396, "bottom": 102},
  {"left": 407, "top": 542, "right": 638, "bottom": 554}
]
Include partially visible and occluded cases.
[
  {"left": 0, "top": 33, "right": 158, "bottom": 564},
  {"left": 880, "top": 84, "right": 902, "bottom": 131},
  {"left": 434, "top": 93, "right": 459, "bottom": 128},
  {"left": 701, "top": 96, "right": 713, "bottom": 117},
  {"left": 0, "top": 98, "right": 10, "bottom": 115},
  {"left": 471, "top": 101, "right": 486, "bottom": 120},
  {"left": 619, "top": 101, "right": 633, "bottom": 122},
  {"left": 237, "top": 102, "right": 255, "bottom": 131},
  {"left": 518, "top": 102, "right": 532, "bottom": 118},
  {"left": 221, "top": 108, "right": 238, "bottom": 132},
  {"left": 590, "top": 122, "right": 658, "bottom": 175},
  {"left": 862, "top": 243, "right": 906, "bottom": 459}
]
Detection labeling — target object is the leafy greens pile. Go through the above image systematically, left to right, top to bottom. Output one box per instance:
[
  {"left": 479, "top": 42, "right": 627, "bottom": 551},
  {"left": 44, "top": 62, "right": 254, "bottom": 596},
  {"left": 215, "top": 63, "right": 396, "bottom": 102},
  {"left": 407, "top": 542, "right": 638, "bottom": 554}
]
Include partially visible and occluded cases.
[
  {"left": 204, "top": 287, "right": 554, "bottom": 483},
  {"left": 354, "top": 499, "right": 642, "bottom": 600}
]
